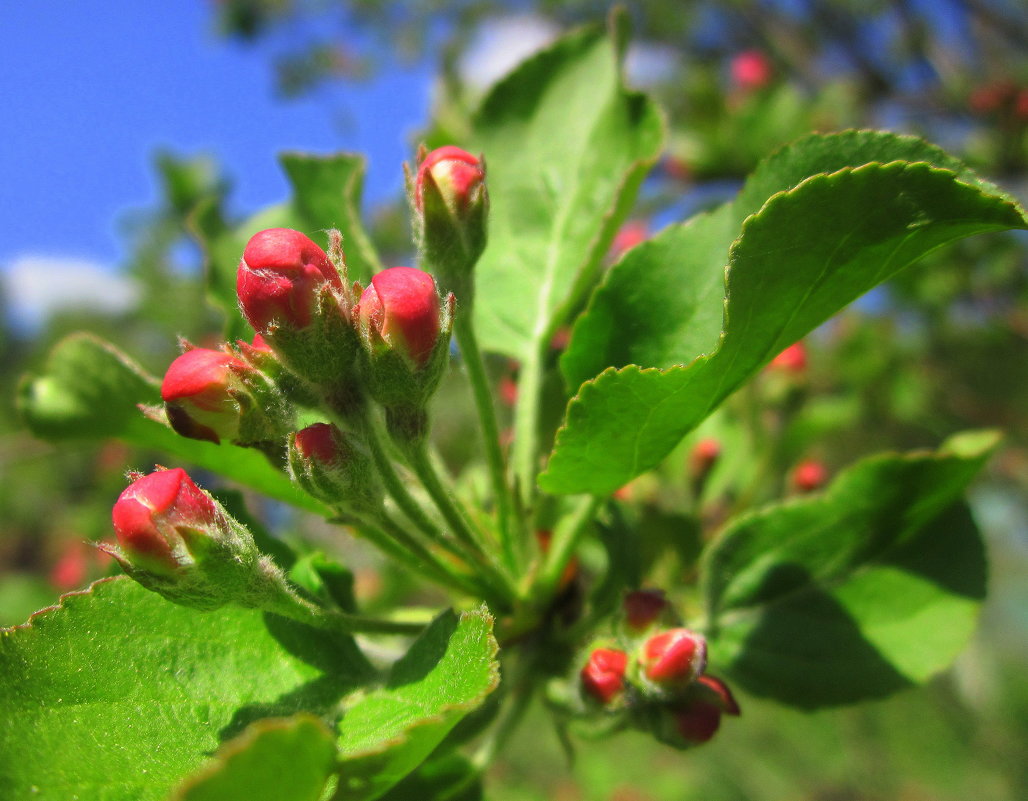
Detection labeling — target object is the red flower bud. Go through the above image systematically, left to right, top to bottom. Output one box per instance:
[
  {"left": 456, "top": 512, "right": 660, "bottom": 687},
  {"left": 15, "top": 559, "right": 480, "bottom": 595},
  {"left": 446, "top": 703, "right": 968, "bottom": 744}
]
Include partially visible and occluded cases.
[
  {"left": 730, "top": 50, "right": 773, "bottom": 91},
  {"left": 415, "top": 146, "right": 485, "bottom": 214},
  {"left": 611, "top": 220, "right": 649, "bottom": 257},
  {"left": 237, "top": 228, "right": 341, "bottom": 332},
  {"left": 357, "top": 267, "right": 441, "bottom": 367},
  {"left": 769, "top": 341, "right": 807, "bottom": 373},
  {"left": 161, "top": 348, "right": 251, "bottom": 444},
  {"left": 293, "top": 422, "right": 340, "bottom": 465},
  {"left": 288, "top": 423, "right": 382, "bottom": 514},
  {"left": 689, "top": 437, "right": 722, "bottom": 480},
  {"left": 792, "top": 459, "right": 828, "bottom": 493},
  {"left": 111, "top": 468, "right": 219, "bottom": 576},
  {"left": 624, "top": 589, "right": 669, "bottom": 634},
  {"left": 642, "top": 628, "right": 707, "bottom": 686},
  {"left": 580, "top": 648, "right": 628, "bottom": 705},
  {"left": 693, "top": 674, "right": 741, "bottom": 716},
  {"left": 673, "top": 701, "right": 723, "bottom": 744}
]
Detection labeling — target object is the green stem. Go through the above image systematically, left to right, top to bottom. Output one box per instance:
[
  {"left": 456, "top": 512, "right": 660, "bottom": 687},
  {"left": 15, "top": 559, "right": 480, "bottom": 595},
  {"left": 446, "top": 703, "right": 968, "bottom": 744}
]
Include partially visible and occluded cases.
[
  {"left": 453, "top": 315, "right": 518, "bottom": 565},
  {"left": 511, "top": 336, "right": 548, "bottom": 518},
  {"left": 405, "top": 441, "right": 519, "bottom": 603},
  {"left": 535, "top": 495, "right": 602, "bottom": 603},
  {"left": 254, "top": 559, "right": 426, "bottom": 635},
  {"left": 471, "top": 683, "right": 534, "bottom": 772}
]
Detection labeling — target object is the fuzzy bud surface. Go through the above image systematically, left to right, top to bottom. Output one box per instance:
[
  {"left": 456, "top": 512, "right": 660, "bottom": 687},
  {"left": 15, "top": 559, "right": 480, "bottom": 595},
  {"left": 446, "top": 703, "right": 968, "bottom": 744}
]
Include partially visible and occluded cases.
[
  {"left": 641, "top": 628, "right": 708, "bottom": 687},
  {"left": 580, "top": 648, "right": 629, "bottom": 705}
]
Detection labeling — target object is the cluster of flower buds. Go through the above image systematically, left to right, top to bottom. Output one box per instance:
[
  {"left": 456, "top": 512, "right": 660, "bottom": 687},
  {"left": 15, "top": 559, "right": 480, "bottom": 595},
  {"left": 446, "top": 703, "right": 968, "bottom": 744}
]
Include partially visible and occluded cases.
[
  {"left": 410, "top": 145, "right": 488, "bottom": 305},
  {"left": 575, "top": 590, "right": 740, "bottom": 749}
]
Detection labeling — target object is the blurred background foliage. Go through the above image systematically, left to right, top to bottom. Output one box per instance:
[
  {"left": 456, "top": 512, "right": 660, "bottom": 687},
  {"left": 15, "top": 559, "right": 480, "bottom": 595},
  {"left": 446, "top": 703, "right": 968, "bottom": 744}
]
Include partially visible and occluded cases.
[{"left": 2, "top": 1, "right": 1027, "bottom": 799}]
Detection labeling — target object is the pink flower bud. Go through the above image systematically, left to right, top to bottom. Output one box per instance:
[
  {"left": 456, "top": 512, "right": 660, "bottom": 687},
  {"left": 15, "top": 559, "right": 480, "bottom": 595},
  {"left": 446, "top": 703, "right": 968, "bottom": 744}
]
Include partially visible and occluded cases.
[
  {"left": 730, "top": 50, "right": 773, "bottom": 91},
  {"left": 415, "top": 146, "right": 485, "bottom": 214},
  {"left": 610, "top": 220, "right": 649, "bottom": 257},
  {"left": 237, "top": 228, "right": 341, "bottom": 332},
  {"left": 357, "top": 267, "right": 441, "bottom": 367},
  {"left": 769, "top": 342, "right": 807, "bottom": 373},
  {"left": 161, "top": 348, "right": 251, "bottom": 444},
  {"left": 288, "top": 423, "right": 382, "bottom": 514},
  {"left": 689, "top": 437, "right": 722, "bottom": 480},
  {"left": 792, "top": 459, "right": 828, "bottom": 493},
  {"left": 111, "top": 468, "right": 219, "bottom": 576},
  {"left": 624, "top": 589, "right": 669, "bottom": 634},
  {"left": 642, "top": 628, "right": 707, "bottom": 686},
  {"left": 580, "top": 648, "right": 628, "bottom": 705},
  {"left": 693, "top": 674, "right": 741, "bottom": 716},
  {"left": 673, "top": 701, "right": 723, "bottom": 745}
]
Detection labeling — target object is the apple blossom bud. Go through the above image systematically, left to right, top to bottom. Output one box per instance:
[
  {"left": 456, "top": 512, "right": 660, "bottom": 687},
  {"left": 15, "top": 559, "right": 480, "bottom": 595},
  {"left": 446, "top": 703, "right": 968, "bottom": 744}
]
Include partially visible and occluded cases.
[
  {"left": 730, "top": 50, "right": 773, "bottom": 91},
  {"left": 412, "top": 145, "right": 488, "bottom": 304},
  {"left": 415, "top": 146, "right": 485, "bottom": 216},
  {"left": 610, "top": 220, "right": 648, "bottom": 258},
  {"left": 237, "top": 228, "right": 342, "bottom": 332},
  {"left": 357, "top": 267, "right": 441, "bottom": 367},
  {"left": 769, "top": 342, "right": 807, "bottom": 373},
  {"left": 161, "top": 348, "right": 251, "bottom": 444},
  {"left": 288, "top": 423, "right": 382, "bottom": 516},
  {"left": 689, "top": 437, "right": 721, "bottom": 480},
  {"left": 792, "top": 459, "right": 828, "bottom": 493},
  {"left": 104, "top": 468, "right": 271, "bottom": 611},
  {"left": 623, "top": 589, "right": 670, "bottom": 634},
  {"left": 641, "top": 628, "right": 707, "bottom": 687},
  {"left": 580, "top": 648, "right": 628, "bottom": 705},
  {"left": 693, "top": 674, "right": 741, "bottom": 716},
  {"left": 672, "top": 701, "right": 723, "bottom": 745}
]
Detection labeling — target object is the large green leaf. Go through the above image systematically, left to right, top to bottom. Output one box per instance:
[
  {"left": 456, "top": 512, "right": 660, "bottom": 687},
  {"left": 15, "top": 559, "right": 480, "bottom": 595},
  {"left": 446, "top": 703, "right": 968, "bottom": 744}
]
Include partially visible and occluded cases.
[
  {"left": 468, "top": 22, "right": 664, "bottom": 361},
  {"left": 560, "top": 130, "right": 1006, "bottom": 387},
  {"left": 191, "top": 152, "right": 381, "bottom": 340},
  {"left": 541, "top": 157, "right": 1027, "bottom": 495},
  {"left": 17, "top": 333, "right": 329, "bottom": 515},
  {"left": 702, "top": 431, "right": 996, "bottom": 708},
  {"left": 0, "top": 577, "right": 373, "bottom": 801},
  {"left": 334, "top": 607, "right": 499, "bottom": 801},
  {"left": 172, "top": 716, "right": 338, "bottom": 801}
]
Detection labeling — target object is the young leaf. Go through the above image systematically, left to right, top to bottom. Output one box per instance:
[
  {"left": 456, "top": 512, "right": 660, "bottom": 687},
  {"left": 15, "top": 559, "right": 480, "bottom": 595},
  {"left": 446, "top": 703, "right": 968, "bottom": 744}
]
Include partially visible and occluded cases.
[
  {"left": 468, "top": 23, "right": 664, "bottom": 362},
  {"left": 560, "top": 130, "right": 1010, "bottom": 387},
  {"left": 190, "top": 152, "right": 381, "bottom": 340},
  {"left": 542, "top": 160, "right": 1026, "bottom": 495},
  {"left": 17, "top": 333, "right": 329, "bottom": 515},
  {"left": 702, "top": 431, "right": 997, "bottom": 708},
  {"left": 0, "top": 577, "right": 374, "bottom": 801},
  {"left": 334, "top": 607, "right": 499, "bottom": 801},
  {"left": 172, "top": 716, "right": 338, "bottom": 801}
]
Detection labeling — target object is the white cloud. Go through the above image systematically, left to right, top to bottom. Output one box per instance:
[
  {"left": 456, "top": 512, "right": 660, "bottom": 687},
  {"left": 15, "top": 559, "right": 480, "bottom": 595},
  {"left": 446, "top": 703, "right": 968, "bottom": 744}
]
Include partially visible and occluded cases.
[
  {"left": 459, "top": 14, "right": 561, "bottom": 91},
  {"left": 2, "top": 254, "right": 140, "bottom": 329}
]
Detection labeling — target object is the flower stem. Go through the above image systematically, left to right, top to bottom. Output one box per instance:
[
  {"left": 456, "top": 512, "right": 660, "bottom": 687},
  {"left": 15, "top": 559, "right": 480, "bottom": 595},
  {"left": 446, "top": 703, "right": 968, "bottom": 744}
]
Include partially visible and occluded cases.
[
  {"left": 453, "top": 314, "right": 518, "bottom": 566},
  {"left": 535, "top": 494, "right": 601, "bottom": 603}
]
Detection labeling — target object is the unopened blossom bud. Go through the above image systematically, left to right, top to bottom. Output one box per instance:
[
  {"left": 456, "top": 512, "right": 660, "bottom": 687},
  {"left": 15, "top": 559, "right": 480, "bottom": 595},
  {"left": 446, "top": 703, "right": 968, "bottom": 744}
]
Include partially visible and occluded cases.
[
  {"left": 730, "top": 50, "right": 773, "bottom": 91},
  {"left": 412, "top": 145, "right": 487, "bottom": 304},
  {"left": 236, "top": 228, "right": 361, "bottom": 387},
  {"left": 237, "top": 228, "right": 342, "bottom": 332},
  {"left": 358, "top": 267, "right": 441, "bottom": 367},
  {"left": 769, "top": 342, "right": 807, "bottom": 374},
  {"left": 161, "top": 345, "right": 294, "bottom": 446},
  {"left": 161, "top": 348, "right": 251, "bottom": 444},
  {"left": 288, "top": 423, "right": 382, "bottom": 516},
  {"left": 689, "top": 437, "right": 721, "bottom": 481},
  {"left": 792, "top": 459, "right": 828, "bottom": 493},
  {"left": 106, "top": 468, "right": 260, "bottom": 609},
  {"left": 623, "top": 589, "right": 670, "bottom": 635},
  {"left": 641, "top": 628, "right": 707, "bottom": 687},
  {"left": 580, "top": 648, "right": 628, "bottom": 705},
  {"left": 647, "top": 673, "right": 739, "bottom": 749},
  {"left": 693, "top": 674, "right": 741, "bottom": 716},
  {"left": 672, "top": 701, "right": 723, "bottom": 745}
]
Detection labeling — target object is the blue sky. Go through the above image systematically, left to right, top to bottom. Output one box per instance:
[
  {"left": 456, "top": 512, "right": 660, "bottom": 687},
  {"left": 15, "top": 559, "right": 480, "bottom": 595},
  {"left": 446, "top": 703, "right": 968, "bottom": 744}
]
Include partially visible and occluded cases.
[{"left": 0, "top": 1, "right": 436, "bottom": 322}]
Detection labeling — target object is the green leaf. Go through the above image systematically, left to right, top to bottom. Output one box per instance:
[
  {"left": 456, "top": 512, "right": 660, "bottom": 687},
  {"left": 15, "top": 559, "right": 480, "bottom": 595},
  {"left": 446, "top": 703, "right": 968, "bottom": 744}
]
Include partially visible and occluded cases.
[
  {"left": 468, "top": 24, "right": 664, "bottom": 361},
  {"left": 561, "top": 130, "right": 1019, "bottom": 388},
  {"left": 190, "top": 152, "right": 381, "bottom": 340},
  {"left": 542, "top": 158, "right": 1027, "bottom": 495},
  {"left": 17, "top": 333, "right": 330, "bottom": 515},
  {"left": 702, "top": 431, "right": 997, "bottom": 708},
  {"left": 0, "top": 577, "right": 374, "bottom": 801},
  {"left": 334, "top": 607, "right": 499, "bottom": 801},
  {"left": 172, "top": 716, "right": 338, "bottom": 801},
  {"left": 377, "top": 754, "right": 482, "bottom": 801}
]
